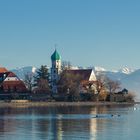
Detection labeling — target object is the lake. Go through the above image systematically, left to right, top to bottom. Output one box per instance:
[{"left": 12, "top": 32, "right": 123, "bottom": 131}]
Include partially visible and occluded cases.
[{"left": 0, "top": 104, "right": 139, "bottom": 140}]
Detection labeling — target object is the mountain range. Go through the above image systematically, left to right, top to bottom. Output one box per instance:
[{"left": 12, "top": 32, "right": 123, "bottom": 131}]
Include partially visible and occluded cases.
[
  {"left": 11, "top": 66, "right": 140, "bottom": 101},
  {"left": 95, "top": 67, "right": 140, "bottom": 101}
]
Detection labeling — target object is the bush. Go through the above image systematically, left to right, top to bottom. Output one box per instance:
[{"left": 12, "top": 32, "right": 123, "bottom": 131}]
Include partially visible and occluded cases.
[{"left": 124, "top": 92, "right": 135, "bottom": 102}]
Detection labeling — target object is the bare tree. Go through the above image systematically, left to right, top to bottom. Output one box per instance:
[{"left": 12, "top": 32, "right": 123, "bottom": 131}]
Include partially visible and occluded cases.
[
  {"left": 61, "top": 61, "right": 72, "bottom": 70},
  {"left": 57, "top": 71, "right": 83, "bottom": 101},
  {"left": 24, "top": 73, "right": 34, "bottom": 93},
  {"left": 93, "top": 75, "right": 108, "bottom": 101},
  {"left": 96, "top": 75, "right": 107, "bottom": 94},
  {"left": 106, "top": 77, "right": 121, "bottom": 94},
  {"left": 35, "top": 78, "right": 50, "bottom": 94},
  {"left": 124, "top": 91, "right": 135, "bottom": 102}
]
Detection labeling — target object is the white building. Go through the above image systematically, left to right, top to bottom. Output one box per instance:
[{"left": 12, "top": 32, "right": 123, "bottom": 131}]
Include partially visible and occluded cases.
[
  {"left": 50, "top": 49, "right": 97, "bottom": 94},
  {"left": 51, "top": 49, "right": 61, "bottom": 93}
]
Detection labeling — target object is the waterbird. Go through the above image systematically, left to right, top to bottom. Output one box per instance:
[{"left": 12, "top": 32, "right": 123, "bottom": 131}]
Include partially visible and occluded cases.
[
  {"left": 134, "top": 107, "right": 137, "bottom": 111},
  {"left": 111, "top": 114, "right": 121, "bottom": 117},
  {"left": 95, "top": 115, "right": 98, "bottom": 118}
]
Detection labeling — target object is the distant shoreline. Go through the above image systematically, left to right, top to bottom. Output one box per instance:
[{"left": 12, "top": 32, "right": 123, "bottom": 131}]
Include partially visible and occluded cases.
[{"left": 0, "top": 101, "right": 138, "bottom": 108}]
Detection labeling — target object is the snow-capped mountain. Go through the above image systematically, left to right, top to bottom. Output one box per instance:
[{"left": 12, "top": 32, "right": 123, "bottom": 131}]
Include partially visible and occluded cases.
[
  {"left": 11, "top": 66, "right": 37, "bottom": 80},
  {"left": 94, "top": 66, "right": 107, "bottom": 72},
  {"left": 94, "top": 67, "right": 140, "bottom": 101},
  {"left": 119, "top": 67, "right": 135, "bottom": 74},
  {"left": 121, "top": 69, "right": 140, "bottom": 99}
]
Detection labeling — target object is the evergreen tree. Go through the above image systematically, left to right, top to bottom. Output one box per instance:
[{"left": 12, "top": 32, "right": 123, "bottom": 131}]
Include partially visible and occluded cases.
[
  {"left": 34, "top": 65, "right": 50, "bottom": 93},
  {"left": 35, "top": 65, "right": 50, "bottom": 81}
]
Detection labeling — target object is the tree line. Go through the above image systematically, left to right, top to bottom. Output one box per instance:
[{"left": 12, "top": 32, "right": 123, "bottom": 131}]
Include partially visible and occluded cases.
[{"left": 24, "top": 65, "right": 135, "bottom": 102}]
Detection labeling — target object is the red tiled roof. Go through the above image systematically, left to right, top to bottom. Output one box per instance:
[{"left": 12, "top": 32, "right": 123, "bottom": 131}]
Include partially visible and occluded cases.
[
  {"left": 0, "top": 67, "right": 8, "bottom": 73},
  {"left": 0, "top": 68, "right": 27, "bottom": 92},
  {"left": 3, "top": 80, "right": 25, "bottom": 85}
]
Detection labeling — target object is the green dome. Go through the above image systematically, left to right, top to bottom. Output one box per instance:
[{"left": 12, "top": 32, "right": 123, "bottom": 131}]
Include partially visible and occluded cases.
[{"left": 51, "top": 50, "right": 61, "bottom": 61}]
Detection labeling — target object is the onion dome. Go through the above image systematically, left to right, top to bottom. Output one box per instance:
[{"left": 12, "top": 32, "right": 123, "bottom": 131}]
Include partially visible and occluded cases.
[{"left": 51, "top": 50, "right": 61, "bottom": 61}]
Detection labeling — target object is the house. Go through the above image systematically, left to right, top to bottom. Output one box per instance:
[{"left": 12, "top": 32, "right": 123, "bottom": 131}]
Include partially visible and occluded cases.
[
  {"left": 0, "top": 67, "right": 27, "bottom": 93},
  {"left": 0, "top": 68, "right": 10, "bottom": 84},
  {"left": 65, "top": 69, "right": 97, "bottom": 93},
  {"left": 80, "top": 80, "right": 97, "bottom": 94},
  {"left": 110, "top": 89, "right": 128, "bottom": 102}
]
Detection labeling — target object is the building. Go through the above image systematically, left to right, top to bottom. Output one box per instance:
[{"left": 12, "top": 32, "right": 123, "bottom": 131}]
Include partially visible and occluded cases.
[
  {"left": 50, "top": 49, "right": 97, "bottom": 94},
  {"left": 51, "top": 49, "right": 61, "bottom": 93},
  {"left": 0, "top": 67, "right": 27, "bottom": 93},
  {"left": 63, "top": 69, "right": 97, "bottom": 93},
  {"left": 65, "top": 69, "right": 96, "bottom": 81},
  {"left": 80, "top": 80, "right": 97, "bottom": 94},
  {"left": 110, "top": 89, "right": 128, "bottom": 102}
]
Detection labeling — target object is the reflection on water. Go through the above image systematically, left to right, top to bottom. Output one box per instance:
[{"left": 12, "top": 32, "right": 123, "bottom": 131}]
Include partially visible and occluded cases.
[{"left": 0, "top": 104, "right": 139, "bottom": 140}]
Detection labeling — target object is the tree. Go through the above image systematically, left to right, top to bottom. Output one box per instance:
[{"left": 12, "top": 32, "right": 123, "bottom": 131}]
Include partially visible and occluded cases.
[
  {"left": 61, "top": 61, "right": 72, "bottom": 70},
  {"left": 34, "top": 65, "right": 50, "bottom": 94},
  {"left": 35, "top": 65, "right": 50, "bottom": 81},
  {"left": 57, "top": 70, "right": 83, "bottom": 101},
  {"left": 24, "top": 73, "right": 34, "bottom": 93},
  {"left": 94, "top": 75, "right": 108, "bottom": 101},
  {"left": 96, "top": 75, "right": 107, "bottom": 95},
  {"left": 106, "top": 77, "right": 121, "bottom": 94},
  {"left": 124, "top": 91, "right": 135, "bottom": 102},
  {"left": 98, "top": 92, "right": 109, "bottom": 101}
]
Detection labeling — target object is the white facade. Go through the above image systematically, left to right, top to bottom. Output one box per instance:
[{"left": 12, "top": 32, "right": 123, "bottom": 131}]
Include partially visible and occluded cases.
[
  {"left": 51, "top": 50, "right": 61, "bottom": 93},
  {"left": 89, "top": 70, "right": 97, "bottom": 81},
  {"left": 5, "top": 77, "right": 19, "bottom": 81}
]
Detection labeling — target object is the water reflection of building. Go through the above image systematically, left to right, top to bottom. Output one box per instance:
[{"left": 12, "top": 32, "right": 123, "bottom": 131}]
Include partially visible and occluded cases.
[
  {"left": 0, "top": 106, "right": 134, "bottom": 140},
  {"left": 32, "top": 106, "right": 92, "bottom": 139},
  {"left": 89, "top": 106, "right": 113, "bottom": 140},
  {"left": 90, "top": 106, "right": 116, "bottom": 139},
  {"left": 0, "top": 107, "right": 23, "bottom": 137},
  {"left": 29, "top": 107, "right": 63, "bottom": 140},
  {"left": 48, "top": 107, "right": 92, "bottom": 140},
  {"left": 90, "top": 107, "right": 98, "bottom": 140},
  {"left": 49, "top": 115, "right": 63, "bottom": 140}
]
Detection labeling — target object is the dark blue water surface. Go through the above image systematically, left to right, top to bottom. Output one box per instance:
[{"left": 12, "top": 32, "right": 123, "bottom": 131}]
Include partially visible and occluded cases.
[{"left": 0, "top": 104, "right": 139, "bottom": 140}]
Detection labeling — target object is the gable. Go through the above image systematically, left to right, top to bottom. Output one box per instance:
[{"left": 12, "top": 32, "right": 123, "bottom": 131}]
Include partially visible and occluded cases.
[
  {"left": 89, "top": 70, "right": 97, "bottom": 81},
  {"left": 4, "top": 72, "right": 20, "bottom": 81}
]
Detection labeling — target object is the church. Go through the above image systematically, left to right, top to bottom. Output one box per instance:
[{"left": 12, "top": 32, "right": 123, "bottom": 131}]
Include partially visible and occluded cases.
[{"left": 51, "top": 49, "right": 97, "bottom": 94}]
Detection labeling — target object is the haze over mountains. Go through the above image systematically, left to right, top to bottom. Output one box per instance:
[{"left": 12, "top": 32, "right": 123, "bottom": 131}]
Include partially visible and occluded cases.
[
  {"left": 11, "top": 66, "right": 140, "bottom": 100},
  {"left": 95, "top": 67, "right": 140, "bottom": 100}
]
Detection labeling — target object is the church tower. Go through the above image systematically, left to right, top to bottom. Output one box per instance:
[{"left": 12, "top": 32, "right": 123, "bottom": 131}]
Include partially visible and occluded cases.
[{"left": 51, "top": 49, "right": 61, "bottom": 93}]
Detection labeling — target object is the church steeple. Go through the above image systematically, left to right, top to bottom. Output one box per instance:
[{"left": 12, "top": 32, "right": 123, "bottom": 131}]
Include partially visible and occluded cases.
[
  {"left": 51, "top": 49, "right": 61, "bottom": 93},
  {"left": 51, "top": 49, "right": 61, "bottom": 61}
]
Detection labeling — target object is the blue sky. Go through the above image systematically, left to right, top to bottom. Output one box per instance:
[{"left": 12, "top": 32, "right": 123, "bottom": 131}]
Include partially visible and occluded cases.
[{"left": 0, "top": 0, "right": 140, "bottom": 70}]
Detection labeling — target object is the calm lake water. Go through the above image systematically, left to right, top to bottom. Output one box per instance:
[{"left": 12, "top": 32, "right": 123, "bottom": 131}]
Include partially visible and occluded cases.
[{"left": 0, "top": 104, "right": 139, "bottom": 140}]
